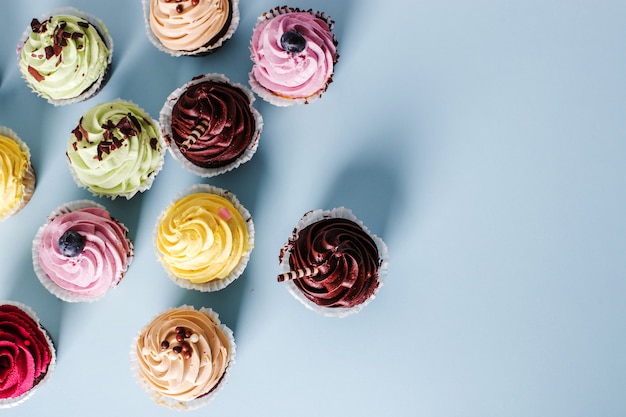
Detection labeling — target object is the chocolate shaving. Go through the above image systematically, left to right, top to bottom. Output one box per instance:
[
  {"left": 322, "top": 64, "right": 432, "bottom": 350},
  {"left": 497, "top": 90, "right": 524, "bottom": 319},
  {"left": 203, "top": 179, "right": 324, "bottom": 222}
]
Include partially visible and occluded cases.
[
  {"left": 30, "top": 18, "right": 46, "bottom": 33},
  {"left": 44, "top": 46, "right": 55, "bottom": 60},
  {"left": 27, "top": 65, "right": 45, "bottom": 82},
  {"left": 128, "top": 114, "right": 143, "bottom": 134},
  {"left": 116, "top": 116, "right": 138, "bottom": 138},
  {"left": 150, "top": 138, "right": 158, "bottom": 151}
]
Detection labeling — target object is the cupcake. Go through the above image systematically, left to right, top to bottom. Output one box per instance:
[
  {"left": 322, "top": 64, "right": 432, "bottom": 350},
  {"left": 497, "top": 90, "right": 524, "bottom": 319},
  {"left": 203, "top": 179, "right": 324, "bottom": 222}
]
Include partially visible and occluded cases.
[
  {"left": 143, "top": 0, "right": 240, "bottom": 56},
  {"left": 249, "top": 6, "right": 339, "bottom": 106},
  {"left": 17, "top": 8, "right": 113, "bottom": 105},
  {"left": 160, "top": 73, "right": 262, "bottom": 177},
  {"left": 66, "top": 100, "right": 165, "bottom": 200},
  {"left": 0, "top": 127, "right": 36, "bottom": 222},
  {"left": 155, "top": 184, "right": 254, "bottom": 292},
  {"left": 32, "top": 200, "right": 134, "bottom": 303},
  {"left": 278, "top": 207, "right": 389, "bottom": 318},
  {"left": 0, "top": 301, "right": 56, "bottom": 408},
  {"left": 131, "top": 305, "right": 235, "bottom": 410}
]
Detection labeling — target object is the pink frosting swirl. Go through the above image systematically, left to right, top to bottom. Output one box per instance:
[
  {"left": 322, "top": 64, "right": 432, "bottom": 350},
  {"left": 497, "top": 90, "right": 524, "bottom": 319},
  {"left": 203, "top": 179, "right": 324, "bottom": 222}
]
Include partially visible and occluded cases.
[
  {"left": 250, "top": 9, "right": 338, "bottom": 100},
  {"left": 36, "top": 207, "right": 132, "bottom": 300},
  {"left": 0, "top": 304, "right": 53, "bottom": 400}
]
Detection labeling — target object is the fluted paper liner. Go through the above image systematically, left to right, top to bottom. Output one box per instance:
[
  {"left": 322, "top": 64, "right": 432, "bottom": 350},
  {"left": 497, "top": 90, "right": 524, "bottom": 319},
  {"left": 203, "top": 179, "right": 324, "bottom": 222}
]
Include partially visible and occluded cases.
[
  {"left": 160, "top": 73, "right": 263, "bottom": 178},
  {"left": 154, "top": 184, "right": 255, "bottom": 292},
  {"left": 32, "top": 200, "right": 134, "bottom": 303},
  {"left": 278, "top": 207, "right": 389, "bottom": 318},
  {"left": 129, "top": 305, "right": 236, "bottom": 411}
]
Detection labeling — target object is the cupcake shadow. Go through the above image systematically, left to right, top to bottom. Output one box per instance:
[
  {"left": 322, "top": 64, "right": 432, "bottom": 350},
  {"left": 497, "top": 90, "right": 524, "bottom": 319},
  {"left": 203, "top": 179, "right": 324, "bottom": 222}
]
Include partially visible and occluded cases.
[{"left": 321, "top": 134, "right": 405, "bottom": 240}]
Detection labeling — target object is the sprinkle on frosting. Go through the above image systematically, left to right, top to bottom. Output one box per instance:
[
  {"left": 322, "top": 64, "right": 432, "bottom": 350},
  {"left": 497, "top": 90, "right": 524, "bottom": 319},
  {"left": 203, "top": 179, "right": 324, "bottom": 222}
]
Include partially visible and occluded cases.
[{"left": 135, "top": 307, "right": 231, "bottom": 402}]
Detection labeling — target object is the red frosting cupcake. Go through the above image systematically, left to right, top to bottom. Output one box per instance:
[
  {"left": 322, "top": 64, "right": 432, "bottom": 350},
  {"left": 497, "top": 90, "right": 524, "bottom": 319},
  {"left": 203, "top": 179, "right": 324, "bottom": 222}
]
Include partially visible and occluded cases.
[{"left": 0, "top": 302, "right": 56, "bottom": 407}]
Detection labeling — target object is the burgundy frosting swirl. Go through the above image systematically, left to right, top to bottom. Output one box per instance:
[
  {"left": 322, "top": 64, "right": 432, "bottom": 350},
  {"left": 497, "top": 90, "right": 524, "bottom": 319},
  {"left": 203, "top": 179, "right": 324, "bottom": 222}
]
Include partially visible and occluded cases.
[
  {"left": 171, "top": 81, "right": 255, "bottom": 168},
  {"left": 287, "top": 218, "right": 380, "bottom": 308},
  {"left": 0, "top": 304, "right": 53, "bottom": 400}
]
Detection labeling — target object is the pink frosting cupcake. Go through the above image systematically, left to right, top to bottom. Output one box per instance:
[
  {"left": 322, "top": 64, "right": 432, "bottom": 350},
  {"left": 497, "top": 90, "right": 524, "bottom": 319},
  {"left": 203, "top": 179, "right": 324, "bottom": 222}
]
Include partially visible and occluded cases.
[
  {"left": 249, "top": 6, "right": 339, "bottom": 106},
  {"left": 32, "top": 200, "right": 134, "bottom": 302}
]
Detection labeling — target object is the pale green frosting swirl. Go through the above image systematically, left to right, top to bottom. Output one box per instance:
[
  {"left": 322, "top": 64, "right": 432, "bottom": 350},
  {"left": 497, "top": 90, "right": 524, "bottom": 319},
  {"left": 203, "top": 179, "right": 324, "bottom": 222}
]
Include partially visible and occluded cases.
[
  {"left": 19, "top": 13, "right": 112, "bottom": 101},
  {"left": 66, "top": 101, "right": 164, "bottom": 199}
]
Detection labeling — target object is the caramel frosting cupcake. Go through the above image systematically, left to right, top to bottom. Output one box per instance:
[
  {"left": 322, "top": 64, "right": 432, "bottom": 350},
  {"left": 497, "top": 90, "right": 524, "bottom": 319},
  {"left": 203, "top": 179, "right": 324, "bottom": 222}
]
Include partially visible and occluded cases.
[
  {"left": 144, "top": 0, "right": 240, "bottom": 56},
  {"left": 131, "top": 305, "right": 235, "bottom": 410}
]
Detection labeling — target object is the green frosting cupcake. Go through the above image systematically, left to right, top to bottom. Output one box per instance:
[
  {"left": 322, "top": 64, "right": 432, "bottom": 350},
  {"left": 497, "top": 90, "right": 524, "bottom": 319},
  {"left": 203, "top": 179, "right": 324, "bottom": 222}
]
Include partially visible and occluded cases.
[
  {"left": 18, "top": 11, "right": 112, "bottom": 104},
  {"left": 67, "top": 101, "right": 165, "bottom": 199}
]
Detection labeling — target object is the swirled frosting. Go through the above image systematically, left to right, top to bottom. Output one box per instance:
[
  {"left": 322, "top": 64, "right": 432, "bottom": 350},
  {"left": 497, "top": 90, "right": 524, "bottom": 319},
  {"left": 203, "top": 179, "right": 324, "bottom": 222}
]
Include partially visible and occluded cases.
[
  {"left": 149, "top": 0, "right": 232, "bottom": 52},
  {"left": 250, "top": 8, "right": 338, "bottom": 101},
  {"left": 19, "top": 14, "right": 111, "bottom": 101},
  {"left": 170, "top": 81, "right": 256, "bottom": 168},
  {"left": 66, "top": 101, "right": 164, "bottom": 198},
  {"left": 0, "top": 135, "right": 30, "bottom": 219},
  {"left": 156, "top": 192, "right": 249, "bottom": 284},
  {"left": 36, "top": 206, "right": 133, "bottom": 299},
  {"left": 284, "top": 218, "right": 380, "bottom": 308},
  {"left": 0, "top": 304, "right": 53, "bottom": 400},
  {"left": 135, "top": 307, "right": 231, "bottom": 402}
]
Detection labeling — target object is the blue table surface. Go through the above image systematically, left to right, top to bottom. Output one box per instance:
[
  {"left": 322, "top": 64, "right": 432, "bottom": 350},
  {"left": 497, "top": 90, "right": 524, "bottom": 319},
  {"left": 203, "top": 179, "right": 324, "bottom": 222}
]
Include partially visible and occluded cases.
[{"left": 1, "top": 1, "right": 626, "bottom": 416}]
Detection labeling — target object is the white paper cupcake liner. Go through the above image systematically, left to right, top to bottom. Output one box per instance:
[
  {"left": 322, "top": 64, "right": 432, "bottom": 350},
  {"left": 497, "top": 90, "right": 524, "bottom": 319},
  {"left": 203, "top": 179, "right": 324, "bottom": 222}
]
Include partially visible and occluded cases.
[
  {"left": 142, "top": 0, "right": 240, "bottom": 57},
  {"left": 248, "top": 6, "right": 338, "bottom": 107},
  {"left": 16, "top": 7, "right": 114, "bottom": 106},
  {"left": 160, "top": 73, "right": 263, "bottom": 178},
  {"left": 66, "top": 99, "right": 166, "bottom": 200},
  {"left": 0, "top": 126, "right": 35, "bottom": 221},
  {"left": 154, "top": 184, "right": 255, "bottom": 292},
  {"left": 32, "top": 200, "right": 134, "bottom": 303},
  {"left": 278, "top": 207, "right": 389, "bottom": 318},
  {"left": 0, "top": 301, "right": 57, "bottom": 408},
  {"left": 129, "top": 305, "right": 236, "bottom": 411}
]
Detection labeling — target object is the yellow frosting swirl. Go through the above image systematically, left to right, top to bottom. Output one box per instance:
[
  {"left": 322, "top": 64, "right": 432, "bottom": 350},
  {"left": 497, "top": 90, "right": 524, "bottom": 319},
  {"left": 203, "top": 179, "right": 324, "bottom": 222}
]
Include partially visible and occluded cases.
[
  {"left": 149, "top": 0, "right": 231, "bottom": 52},
  {"left": 0, "top": 135, "right": 30, "bottom": 219},
  {"left": 156, "top": 192, "right": 249, "bottom": 283},
  {"left": 135, "top": 307, "right": 231, "bottom": 402}
]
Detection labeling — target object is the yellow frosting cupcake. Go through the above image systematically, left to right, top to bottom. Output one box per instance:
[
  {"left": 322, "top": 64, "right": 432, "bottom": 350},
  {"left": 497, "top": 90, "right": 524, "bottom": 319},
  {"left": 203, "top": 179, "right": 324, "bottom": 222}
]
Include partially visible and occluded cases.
[
  {"left": 0, "top": 129, "right": 35, "bottom": 221},
  {"left": 155, "top": 184, "right": 254, "bottom": 291}
]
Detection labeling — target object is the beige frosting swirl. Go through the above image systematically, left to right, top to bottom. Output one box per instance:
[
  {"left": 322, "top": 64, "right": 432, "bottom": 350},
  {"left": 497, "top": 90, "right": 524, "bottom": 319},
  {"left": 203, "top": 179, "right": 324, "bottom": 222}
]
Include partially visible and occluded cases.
[
  {"left": 149, "top": 0, "right": 231, "bottom": 51},
  {"left": 135, "top": 307, "right": 231, "bottom": 402}
]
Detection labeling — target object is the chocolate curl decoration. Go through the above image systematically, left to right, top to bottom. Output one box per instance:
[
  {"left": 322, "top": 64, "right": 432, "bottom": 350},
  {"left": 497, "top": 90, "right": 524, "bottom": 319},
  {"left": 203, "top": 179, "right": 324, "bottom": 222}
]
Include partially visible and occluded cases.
[
  {"left": 181, "top": 118, "right": 210, "bottom": 150},
  {"left": 277, "top": 266, "right": 320, "bottom": 282}
]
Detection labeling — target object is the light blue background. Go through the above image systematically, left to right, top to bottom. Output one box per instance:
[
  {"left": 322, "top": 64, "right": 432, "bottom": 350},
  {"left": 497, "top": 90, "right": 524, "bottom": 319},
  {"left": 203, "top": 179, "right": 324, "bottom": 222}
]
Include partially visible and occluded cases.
[{"left": 1, "top": 1, "right": 625, "bottom": 416}]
